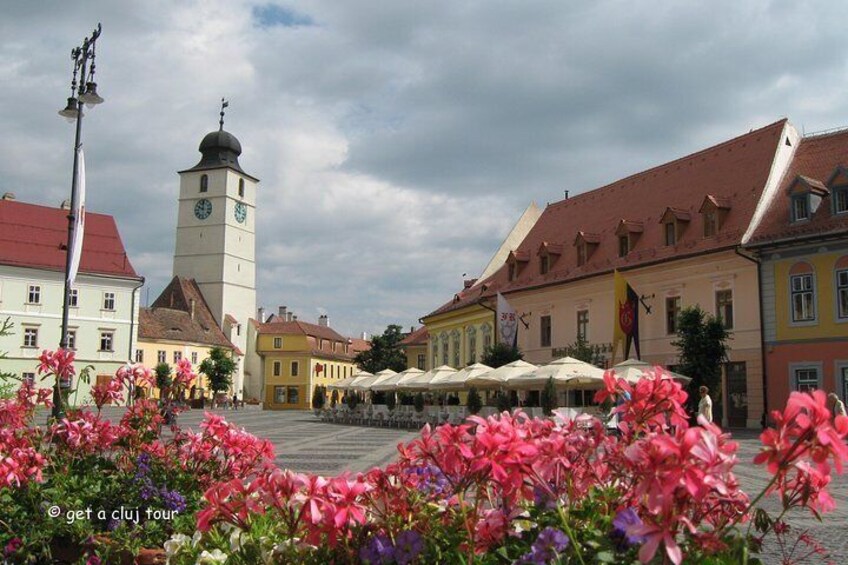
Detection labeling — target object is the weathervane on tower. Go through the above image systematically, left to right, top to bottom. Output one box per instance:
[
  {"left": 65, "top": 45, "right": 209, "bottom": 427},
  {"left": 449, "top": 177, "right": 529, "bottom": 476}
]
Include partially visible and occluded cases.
[{"left": 219, "top": 98, "right": 229, "bottom": 131}]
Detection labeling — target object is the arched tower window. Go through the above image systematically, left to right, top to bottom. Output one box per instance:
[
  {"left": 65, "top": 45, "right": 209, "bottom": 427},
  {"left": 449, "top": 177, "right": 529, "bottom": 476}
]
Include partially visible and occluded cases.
[
  {"left": 200, "top": 174, "right": 208, "bottom": 193},
  {"left": 239, "top": 178, "right": 245, "bottom": 198}
]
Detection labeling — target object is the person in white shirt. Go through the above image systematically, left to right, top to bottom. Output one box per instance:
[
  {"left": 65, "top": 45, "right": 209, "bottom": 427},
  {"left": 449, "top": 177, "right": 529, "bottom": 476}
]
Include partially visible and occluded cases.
[
  {"left": 698, "top": 386, "right": 713, "bottom": 424},
  {"left": 828, "top": 393, "right": 847, "bottom": 419}
]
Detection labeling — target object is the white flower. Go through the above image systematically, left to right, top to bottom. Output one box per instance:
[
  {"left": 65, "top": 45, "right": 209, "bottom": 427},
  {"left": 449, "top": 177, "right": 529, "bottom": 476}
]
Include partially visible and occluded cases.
[
  {"left": 229, "top": 529, "right": 243, "bottom": 552},
  {"left": 191, "top": 530, "right": 203, "bottom": 547},
  {"left": 164, "top": 533, "right": 191, "bottom": 557},
  {"left": 195, "top": 549, "right": 228, "bottom": 564}
]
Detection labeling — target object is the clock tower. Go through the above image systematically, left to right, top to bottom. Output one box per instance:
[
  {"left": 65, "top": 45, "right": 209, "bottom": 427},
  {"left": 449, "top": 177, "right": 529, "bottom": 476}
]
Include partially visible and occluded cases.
[{"left": 173, "top": 108, "right": 257, "bottom": 392}]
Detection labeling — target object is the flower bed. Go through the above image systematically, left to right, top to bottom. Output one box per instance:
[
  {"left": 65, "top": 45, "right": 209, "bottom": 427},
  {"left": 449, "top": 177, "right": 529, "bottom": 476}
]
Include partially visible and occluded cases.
[{"left": 2, "top": 354, "right": 846, "bottom": 564}]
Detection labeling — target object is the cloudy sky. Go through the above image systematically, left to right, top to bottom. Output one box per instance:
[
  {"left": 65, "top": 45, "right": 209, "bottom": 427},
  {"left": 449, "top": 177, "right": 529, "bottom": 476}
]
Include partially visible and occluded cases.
[{"left": 2, "top": 1, "right": 847, "bottom": 338}]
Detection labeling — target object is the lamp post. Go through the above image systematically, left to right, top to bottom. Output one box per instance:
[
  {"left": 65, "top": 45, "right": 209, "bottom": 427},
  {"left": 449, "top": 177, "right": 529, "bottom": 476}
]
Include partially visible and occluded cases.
[{"left": 53, "top": 24, "right": 104, "bottom": 420}]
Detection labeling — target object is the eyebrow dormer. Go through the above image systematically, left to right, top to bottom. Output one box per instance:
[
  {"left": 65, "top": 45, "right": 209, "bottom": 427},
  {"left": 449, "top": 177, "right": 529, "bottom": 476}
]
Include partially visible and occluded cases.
[
  {"left": 787, "top": 175, "right": 828, "bottom": 223},
  {"left": 699, "top": 195, "right": 731, "bottom": 237},
  {"left": 659, "top": 207, "right": 691, "bottom": 246},
  {"left": 615, "top": 220, "right": 644, "bottom": 257},
  {"left": 573, "top": 231, "right": 600, "bottom": 266},
  {"left": 537, "top": 241, "right": 563, "bottom": 274}
]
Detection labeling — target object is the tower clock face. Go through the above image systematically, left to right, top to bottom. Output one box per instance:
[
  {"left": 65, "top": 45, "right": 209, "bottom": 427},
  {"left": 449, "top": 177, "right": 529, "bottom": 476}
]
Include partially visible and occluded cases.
[
  {"left": 194, "top": 198, "right": 212, "bottom": 220},
  {"left": 234, "top": 202, "right": 247, "bottom": 224}
]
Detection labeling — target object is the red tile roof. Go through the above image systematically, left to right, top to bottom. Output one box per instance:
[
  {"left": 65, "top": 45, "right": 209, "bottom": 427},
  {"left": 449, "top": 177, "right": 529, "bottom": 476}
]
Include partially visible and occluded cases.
[
  {"left": 426, "top": 119, "right": 789, "bottom": 319},
  {"left": 748, "top": 128, "right": 848, "bottom": 246},
  {"left": 0, "top": 199, "right": 138, "bottom": 278},
  {"left": 140, "top": 277, "right": 236, "bottom": 350},
  {"left": 258, "top": 319, "right": 348, "bottom": 343},
  {"left": 400, "top": 326, "right": 429, "bottom": 346},
  {"left": 348, "top": 338, "right": 371, "bottom": 354}
]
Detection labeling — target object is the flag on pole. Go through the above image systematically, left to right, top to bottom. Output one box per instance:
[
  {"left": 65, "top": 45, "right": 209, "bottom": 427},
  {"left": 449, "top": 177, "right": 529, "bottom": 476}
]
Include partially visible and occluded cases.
[
  {"left": 68, "top": 147, "right": 86, "bottom": 286},
  {"left": 612, "top": 270, "right": 641, "bottom": 362},
  {"left": 497, "top": 293, "right": 518, "bottom": 347}
]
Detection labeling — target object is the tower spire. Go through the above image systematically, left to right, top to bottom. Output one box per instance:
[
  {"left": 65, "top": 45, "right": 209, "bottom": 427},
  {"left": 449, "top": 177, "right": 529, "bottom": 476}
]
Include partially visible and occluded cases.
[{"left": 219, "top": 98, "right": 229, "bottom": 131}]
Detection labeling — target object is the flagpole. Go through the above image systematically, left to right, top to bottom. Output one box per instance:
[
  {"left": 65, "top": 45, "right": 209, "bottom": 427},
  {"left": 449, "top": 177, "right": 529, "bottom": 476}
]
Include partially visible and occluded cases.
[{"left": 54, "top": 24, "right": 103, "bottom": 420}]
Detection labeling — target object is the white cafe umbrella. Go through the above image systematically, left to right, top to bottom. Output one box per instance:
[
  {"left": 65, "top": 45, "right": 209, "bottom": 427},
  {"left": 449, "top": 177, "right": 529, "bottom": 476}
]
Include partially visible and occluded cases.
[
  {"left": 506, "top": 357, "right": 606, "bottom": 390},
  {"left": 612, "top": 359, "right": 691, "bottom": 384},
  {"left": 466, "top": 360, "right": 538, "bottom": 390},
  {"left": 429, "top": 363, "right": 493, "bottom": 391},
  {"left": 398, "top": 365, "right": 456, "bottom": 392},
  {"left": 370, "top": 367, "right": 425, "bottom": 392},
  {"left": 352, "top": 369, "right": 397, "bottom": 392},
  {"left": 327, "top": 370, "right": 374, "bottom": 390}
]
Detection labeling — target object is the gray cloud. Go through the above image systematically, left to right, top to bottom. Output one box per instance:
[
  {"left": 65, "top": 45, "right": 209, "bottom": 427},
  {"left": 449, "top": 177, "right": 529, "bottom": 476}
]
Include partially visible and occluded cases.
[{"left": 2, "top": 0, "right": 848, "bottom": 338}]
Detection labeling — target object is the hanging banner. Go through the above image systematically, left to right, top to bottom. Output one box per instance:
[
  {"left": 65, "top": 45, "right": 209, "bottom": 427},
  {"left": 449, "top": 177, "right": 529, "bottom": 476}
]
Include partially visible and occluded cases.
[
  {"left": 68, "top": 147, "right": 86, "bottom": 286},
  {"left": 612, "top": 270, "right": 641, "bottom": 362},
  {"left": 497, "top": 293, "right": 518, "bottom": 347}
]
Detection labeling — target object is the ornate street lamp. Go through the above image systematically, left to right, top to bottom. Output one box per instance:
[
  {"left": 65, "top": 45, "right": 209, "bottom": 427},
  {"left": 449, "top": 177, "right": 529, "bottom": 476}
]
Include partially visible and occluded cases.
[{"left": 53, "top": 24, "right": 104, "bottom": 420}]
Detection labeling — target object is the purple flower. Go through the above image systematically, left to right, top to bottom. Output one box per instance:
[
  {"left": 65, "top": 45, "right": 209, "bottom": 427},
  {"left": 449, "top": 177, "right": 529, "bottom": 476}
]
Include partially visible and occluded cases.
[
  {"left": 407, "top": 465, "right": 451, "bottom": 496},
  {"left": 159, "top": 488, "right": 186, "bottom": 512},
  {"left": 612, "top": 507, "right": 646, "bottom": 546},
  {"left": 107, "top": 518, "right": 121, "bottom": 531},
  {"left": 518, "top": 527, "right": 570, "bottom": 564},
  {"left": 394, "top": 530, "right": 424, "bottom": 565},
  {"left": 359, "top": 533, "right": 395, "bottom": 564},
  {"left": 86, "top": 556, "right": 102, "bottom": 565}
]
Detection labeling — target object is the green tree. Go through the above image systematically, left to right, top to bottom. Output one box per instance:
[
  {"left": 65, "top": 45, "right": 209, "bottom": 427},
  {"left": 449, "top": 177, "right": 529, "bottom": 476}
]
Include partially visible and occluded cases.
[
  {"left": 671, "top": 306, "right": 731, "bottom": 415},
  {"left": 0, "top": 317, "right": 16, "bottom": 398},
  {"left": 354, "top": 324, "right": 408, "bottom": 373},
  {"left": 562, "top": 334, "right": 607, "bottom": 367},
  {"left": 481, "top": 342, "right": 523, "bottom": 368},
  {"left": 199, "top": 347, "right": 237, "bottom": 396},
  {"left": 154, "top": 362, "right": 172, "bottom": 391},
  {"left": 541, "top": 376, "right": 557, "bottom": 416},
  {"left": 312, "top": 385, "right": 326, "bottom": 410},
  {"left": 466, "top": 386, "right": 483, "bottom": 415},
  {"left": 413, "top": 392, "right": 425, "bottom": 413}
]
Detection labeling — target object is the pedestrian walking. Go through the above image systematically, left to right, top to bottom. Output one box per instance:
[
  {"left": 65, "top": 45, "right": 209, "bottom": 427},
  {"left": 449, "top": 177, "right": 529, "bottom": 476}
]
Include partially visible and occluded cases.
[
  {"left": 698, "top": 386, "right": 713, "bottom": 424},
  {"left": 233, "top": 392, "right": 238, "bottom": 411},
  {"left": 827, "top": 392, "right": 846, "bottom": 419}
]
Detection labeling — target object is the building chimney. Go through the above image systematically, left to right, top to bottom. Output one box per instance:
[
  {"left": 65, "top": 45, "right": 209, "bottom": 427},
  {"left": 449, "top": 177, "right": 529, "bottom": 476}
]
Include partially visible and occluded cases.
[
  {"left": 1, "top": 192, "right": 15, "bottom": 201},
  {"left": 190, "top": 299, "right": 196, "bottom": 320},
  {"left": 278, "top": 306, "right": 287, "bottom": 319},
  {"left": 257, "top": 307, "right": 265, "bottom": 323},
  {"left": 286, "top": 312, "right": 293, "bottom": 322},
  {"left": 292, "top": 314, "right": 298, "bottom": 321},
  {"left": 318, "top": 314, "right": 329, "bottom": 327},
  {"left": 360, "top": 331, "right": 368, "bottom": 340}
]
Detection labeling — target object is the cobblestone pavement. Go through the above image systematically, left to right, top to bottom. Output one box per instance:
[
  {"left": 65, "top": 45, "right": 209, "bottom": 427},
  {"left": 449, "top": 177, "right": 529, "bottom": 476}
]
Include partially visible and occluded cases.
[{"left": 94, "top": 407, "right": 846, "bottom": 563}]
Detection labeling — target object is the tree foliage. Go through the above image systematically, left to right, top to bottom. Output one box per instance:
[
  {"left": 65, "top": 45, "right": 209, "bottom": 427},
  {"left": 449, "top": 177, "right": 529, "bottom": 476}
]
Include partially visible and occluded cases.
[
  {"left": 671, "top": 306, "right": 731, "bottom": 414},
  {"left": 354, "top": 324, "right": 408, "bottom": 373},
  {"left": 562, "top": 334, "right": 607, "bottom": 367},
  {"left": 481, "top": 342, "right": 523, "bottom": 368},
  {"left": 199, "top": 347, "right": 237, "bottom": 395},
  {"left": 154, "top": 362, "right": 172, "bottom": 391},
  {"left": 541, "top": 376, "right": 557, "bottom": 416},
  {"left": 312, "top": 385, "right": 326, "bottom": 410},
  {"left": 466, "top": 387, "right": 483, "bottom": 414},
  {"left": 413, "top": 392, "right": 425, "bottom": 413}
]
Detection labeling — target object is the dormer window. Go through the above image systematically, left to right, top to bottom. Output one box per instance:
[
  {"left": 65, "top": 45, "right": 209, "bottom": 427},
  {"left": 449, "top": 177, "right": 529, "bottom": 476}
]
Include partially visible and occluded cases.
[
  {"left": 826, "top": 166, "right": 848, "bottom": 215},
  {"left": 200, "top": 174, "right": 208, "bottom": 193},
  {"left": 787, "top": 175, "right": 827, "bottom": 224},
  {"left": 699, "top": 195, "right": 731, "bottom": 238},
  {"left": 659, "top": 207, "right": 690, "bottom": 246},
  {"left": 615, "top": 220, "right": 643, "bottom": 257},
  {"left": 573, "top": 232, "right": 600, "bottom": 267},
  {"left": 537, "top": 242, "right": 562, "bottom": 275},
  {"left": 506, "top": 250, "right": 529, "bottom": 281},
  {"left": 540, "top": 255, "right": 550, "bottom": 274},
  {"left": 508, "top": 263, "right": 516, "bottom": 281}
]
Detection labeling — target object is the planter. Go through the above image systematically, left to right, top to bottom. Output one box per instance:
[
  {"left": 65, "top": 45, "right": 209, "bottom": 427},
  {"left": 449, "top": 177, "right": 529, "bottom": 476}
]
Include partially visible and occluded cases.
[
  {"left": 49, "top": 537, "right": 84, "bottom": 564},
  {"left": 135, "top": 548, "right": 167, "bottom": 565}
]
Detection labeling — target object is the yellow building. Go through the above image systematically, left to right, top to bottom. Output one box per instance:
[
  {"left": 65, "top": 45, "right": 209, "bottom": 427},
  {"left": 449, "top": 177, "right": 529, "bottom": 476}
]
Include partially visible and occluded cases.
[
  {"left": 137, "top": 277, "right": 238, "bottom": 398},
  {"left": 421, "top": 299, "right": 494, "bottom": 370},
  {"left": 257, "top": 317, "right": 360, "bottom": 409},
  {"left": 400, "top": 326, "right": 430, "bottom": 370}
]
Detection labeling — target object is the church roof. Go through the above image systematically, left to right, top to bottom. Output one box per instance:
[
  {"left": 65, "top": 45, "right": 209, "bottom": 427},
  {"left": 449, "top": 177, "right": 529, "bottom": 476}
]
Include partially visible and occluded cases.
[
  {"left": 0, "top": 199, "right": 139, "bottom": 279},
  {"left": 140, "top": 277, "right": 235, "bottom": 349}
]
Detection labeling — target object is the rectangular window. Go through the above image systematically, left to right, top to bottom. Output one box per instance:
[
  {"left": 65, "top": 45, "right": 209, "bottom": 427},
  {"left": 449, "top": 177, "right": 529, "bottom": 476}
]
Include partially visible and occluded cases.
[
  {"left": 835, "top": 188, "right": 848, "bottom": 214},
  {"left": 792, "top": 195, "right": 809, "bottom": 222},
  {"left": 704, "top": 211, "right": 717, "bottom": 237},
  {"left": 664, "top": 222, "right": 676, "bottom": 246},
  {"left": 618, "top": 236, "right": 629, "bottom": 257},
  {"left": 577, "top": 243, "right": 587, "bottom": 266},
  {"left": 540, "top": 255, "right": 550, "bottom": 275},
  {"left": 508, "top": 263, "right": 516, "bottom": 281},
  {"left": 837, "top": 270, "right": 848, "bottom": 320},
  {"left": 790, "top": 274, "right": 815, "bottom": 322},
  {"left": 27, "top": 285, "right": 41, "bottom": 304},
  {"left": 69, "top": 288, "right": 79, "bottom": 307},
  {"left": 715, "top": 290, "right": 734, "bottom": 329},
  {"left": 103, "top": 292, "right": 116, "bottom": 311},
  {"left": 666, "top": 296, "right": 681, "bottom": 335},
  {"left": 577, "top": 310, "right": 589, "bottom": 341},
  {"left": 540, "top": 315, "right": 552, "bottom": 347},
  {"left": 23, "top": 327, "right": 38, "bottom": 348},
  {"left": 67, "top": 330, "right": 77, "bottom": 350},
  {"left": 99, "top": 331, "right": 114, "bottom": 352},
  {"left": 468, "top": 335, "right": 477, "bottom": 364},
  {"left": 273, "top": 337, "right": 282, "bottom": 348},
  {"left": 135, "top": 349, "right": 144, "bottom": 363},
  {"left": 157, "top": 350, "right": 166, "bottom": 364},
  {"left": 173, "top": 351, "right": 182, "bottom": 364},
  {"left": 191, "top": 351, "right": 198, "bottom": 364},
  {"left": 417, "top": 354, "right": 426, "bottom": 370},
  {"left": 273, "top": 361, "right": 281, "bottom": 377},
  {"left": 291, "top": 361, "right": 299, "bottom": 376},
  {"left": 794, "top": 368, "right": 819, "bottom": 392},
  {"left": 22, "top": 372, "right": 35, "bottom": 385},
  {"left": 274, "top": 386, "right": 286, "bottom": 404},
  {"left": 287, "top": 386, "right": 300, "bottom": 405}
]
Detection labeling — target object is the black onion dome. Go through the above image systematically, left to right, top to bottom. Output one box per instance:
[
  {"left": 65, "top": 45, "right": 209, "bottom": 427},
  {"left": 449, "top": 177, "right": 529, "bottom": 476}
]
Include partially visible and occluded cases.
[{"left": 188, "top": 129, "right": 245, "bottom": 174}]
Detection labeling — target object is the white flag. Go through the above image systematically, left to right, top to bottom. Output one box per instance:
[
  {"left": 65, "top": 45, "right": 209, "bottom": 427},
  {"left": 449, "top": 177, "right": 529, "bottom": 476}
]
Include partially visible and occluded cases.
[
  {"left": 68, "top": 147, "right": 86, "bottom": 286},
  {"left": 497, "top": 292, "right": 518, "bottom": 347}
]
